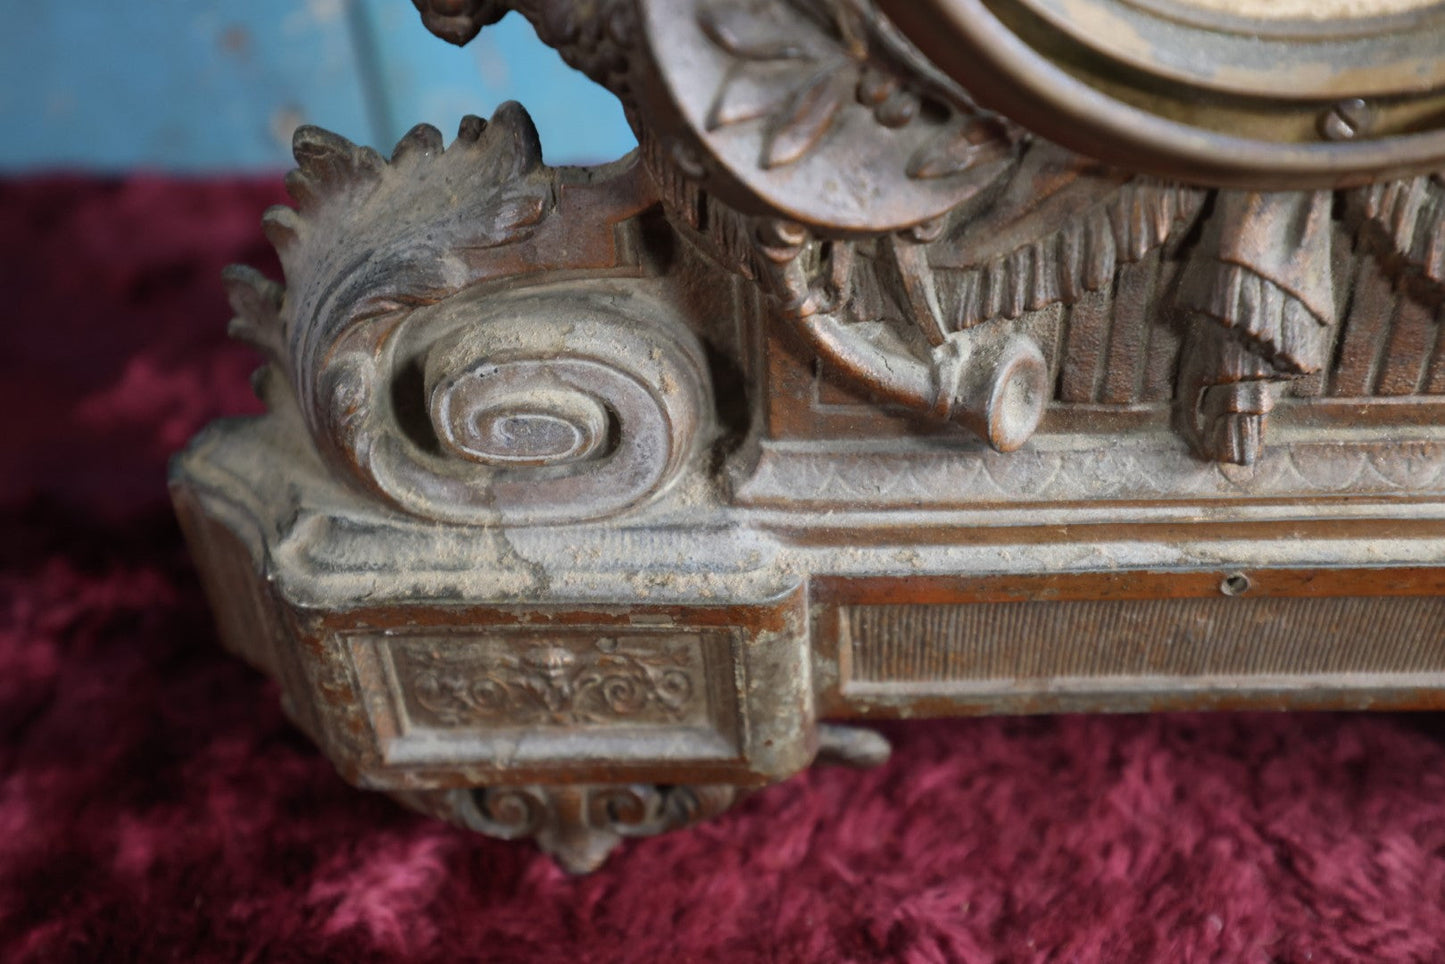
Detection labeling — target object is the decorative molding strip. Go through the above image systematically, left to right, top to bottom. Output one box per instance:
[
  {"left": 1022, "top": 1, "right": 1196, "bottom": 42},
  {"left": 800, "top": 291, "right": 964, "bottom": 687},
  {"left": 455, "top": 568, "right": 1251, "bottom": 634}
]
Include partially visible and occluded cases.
[{"left": 735, "top": 435, "right": 1445, "bottom": 509}]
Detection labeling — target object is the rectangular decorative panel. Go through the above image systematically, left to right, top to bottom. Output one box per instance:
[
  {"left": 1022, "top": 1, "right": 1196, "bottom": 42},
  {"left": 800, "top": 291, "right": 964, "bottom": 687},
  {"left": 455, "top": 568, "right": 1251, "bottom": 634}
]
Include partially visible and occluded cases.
[
  {"left": 843, "top": 596, "right": 1445, "bottom": 690},
  {"left": 347, "top": 627, "right": 742, "bottom": 766}
]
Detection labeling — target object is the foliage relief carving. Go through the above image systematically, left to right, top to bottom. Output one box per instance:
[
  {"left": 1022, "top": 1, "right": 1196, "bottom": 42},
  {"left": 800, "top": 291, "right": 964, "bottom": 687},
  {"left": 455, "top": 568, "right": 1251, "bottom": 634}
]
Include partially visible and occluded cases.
[{"left": 400, "top": 639, "right": 699, "bottom": 727}]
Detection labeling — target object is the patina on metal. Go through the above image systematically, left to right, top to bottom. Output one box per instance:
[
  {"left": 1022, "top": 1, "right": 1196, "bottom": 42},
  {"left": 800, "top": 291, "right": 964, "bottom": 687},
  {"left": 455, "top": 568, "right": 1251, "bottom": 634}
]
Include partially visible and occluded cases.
[
  {"left": 172, "top": 0, "right": 1445, "bottom": 870},
  {"left": 878, "top": 0, "right": 1445, "bottom": 186}
]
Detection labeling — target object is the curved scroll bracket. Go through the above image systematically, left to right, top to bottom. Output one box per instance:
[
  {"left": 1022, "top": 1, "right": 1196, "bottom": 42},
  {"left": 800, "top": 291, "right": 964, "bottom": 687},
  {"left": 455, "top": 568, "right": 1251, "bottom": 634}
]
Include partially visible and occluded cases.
[
  {"left": 223, "top": 103, "right": 715, "bottom": 526},
  {"left": 390, "top": 725, "right": 891, "bottom": 872}
]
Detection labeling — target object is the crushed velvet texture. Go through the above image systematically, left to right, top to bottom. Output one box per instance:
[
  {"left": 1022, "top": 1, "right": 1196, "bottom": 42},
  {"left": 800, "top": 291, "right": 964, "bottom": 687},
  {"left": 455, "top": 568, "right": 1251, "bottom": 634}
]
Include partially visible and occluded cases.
[{"left": 4, "top": 177, "right": 1445, "bottom": 963}]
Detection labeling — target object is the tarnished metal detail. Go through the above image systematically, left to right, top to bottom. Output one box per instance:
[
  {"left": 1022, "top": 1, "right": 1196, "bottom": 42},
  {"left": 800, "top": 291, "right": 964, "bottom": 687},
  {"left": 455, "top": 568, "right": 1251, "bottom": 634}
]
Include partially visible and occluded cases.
[
  {"left": 634, "top": 0, "right": 1020, "bottom": 231},
  {"left": 879, "top": 0, "right": 1445, "bottom": 186},
  {"left": 223, "top": 105, "right": 712, "bottom": 527},
  {"left": 733, "top": 436, "right": 1445, "bottom": 512},
  {"left": 344, "top": 626, "right": 753, "bottom": 768},
  {"left": 384, "top": 633, "right": 711, "bottom": 728},
  {"left": 397, "top": 783, "right": 743, "bottom": 873}
]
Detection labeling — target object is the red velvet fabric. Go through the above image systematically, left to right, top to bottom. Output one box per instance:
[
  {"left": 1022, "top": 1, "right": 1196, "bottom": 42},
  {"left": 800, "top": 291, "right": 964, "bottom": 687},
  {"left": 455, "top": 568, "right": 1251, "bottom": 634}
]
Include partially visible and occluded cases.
[{"left": 4, "top": 177, "right": 1445, "bottom": 962}]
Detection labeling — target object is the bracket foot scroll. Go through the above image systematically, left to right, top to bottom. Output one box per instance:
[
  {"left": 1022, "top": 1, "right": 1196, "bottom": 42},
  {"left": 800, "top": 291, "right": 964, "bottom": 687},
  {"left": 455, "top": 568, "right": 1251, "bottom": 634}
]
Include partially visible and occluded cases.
[
  {"left": 393, "top": 729, "right": 892, "bottom": 872},
  {"left": 398, "top": 784, "right": 742, "bottom": 874}
]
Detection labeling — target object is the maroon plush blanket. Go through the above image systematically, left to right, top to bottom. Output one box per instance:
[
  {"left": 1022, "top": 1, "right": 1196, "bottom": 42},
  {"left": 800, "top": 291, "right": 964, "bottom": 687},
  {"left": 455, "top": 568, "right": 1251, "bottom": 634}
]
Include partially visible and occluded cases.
[{"left": 3, "top": 177, "right": 1445, "bottom": 963}]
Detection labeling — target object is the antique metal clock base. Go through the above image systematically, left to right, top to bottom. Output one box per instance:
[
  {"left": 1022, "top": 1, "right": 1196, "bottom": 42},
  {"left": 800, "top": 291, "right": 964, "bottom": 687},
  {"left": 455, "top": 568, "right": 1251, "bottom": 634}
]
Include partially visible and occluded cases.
[
  {"left": 173, "top": 0, "right": 1445, "bottom": 870},
  {"left": 172, "top": 397, "right": 1445, "bottom": 871}
]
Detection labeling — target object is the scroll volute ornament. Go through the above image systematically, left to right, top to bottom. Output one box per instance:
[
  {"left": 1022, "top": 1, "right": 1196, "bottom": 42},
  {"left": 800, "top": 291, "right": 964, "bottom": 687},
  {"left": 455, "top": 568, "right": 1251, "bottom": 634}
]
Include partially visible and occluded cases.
[
  {"left": 223, "top": 103, "right": 714, "bottom": 525},
  {"left": 413, "top": 285, "right": 712, "bottom": 523}
]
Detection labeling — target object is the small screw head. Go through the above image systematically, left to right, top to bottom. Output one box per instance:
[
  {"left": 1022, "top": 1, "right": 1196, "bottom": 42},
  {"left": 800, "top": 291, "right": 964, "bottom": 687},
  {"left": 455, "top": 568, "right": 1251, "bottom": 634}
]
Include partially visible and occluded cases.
[{"left": 1319, "top": 99, "right": 1374, "bottom": 142}]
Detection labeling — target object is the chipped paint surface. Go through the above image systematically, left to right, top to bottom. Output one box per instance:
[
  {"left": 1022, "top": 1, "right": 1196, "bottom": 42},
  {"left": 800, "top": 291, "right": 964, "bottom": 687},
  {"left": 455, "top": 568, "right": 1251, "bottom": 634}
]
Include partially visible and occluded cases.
[{"left": 1, "top": 1, "right": 633, "bottom": 172}]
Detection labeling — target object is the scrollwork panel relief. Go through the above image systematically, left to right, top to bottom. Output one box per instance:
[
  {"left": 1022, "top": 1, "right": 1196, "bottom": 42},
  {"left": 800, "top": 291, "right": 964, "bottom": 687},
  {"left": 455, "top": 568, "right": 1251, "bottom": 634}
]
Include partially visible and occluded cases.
[
  {"left": 342, "top": 626, "right": 746, "bottom": 767},
  {"left": 389, "top": 633, "right": 711, "bottom": 729}
]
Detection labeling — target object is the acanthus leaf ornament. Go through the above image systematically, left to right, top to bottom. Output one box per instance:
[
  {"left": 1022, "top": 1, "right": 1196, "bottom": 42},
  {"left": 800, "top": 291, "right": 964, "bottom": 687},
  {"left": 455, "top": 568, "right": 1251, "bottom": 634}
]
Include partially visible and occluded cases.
[
  {"left": 631, "top": 0, "right": 1023, "bottom": 232},
  {"left": 759, "top": 67, "right": 855, "bottom": 170},
  {"left": 224, "top": 102, "right": 715, "bottom": 525}
]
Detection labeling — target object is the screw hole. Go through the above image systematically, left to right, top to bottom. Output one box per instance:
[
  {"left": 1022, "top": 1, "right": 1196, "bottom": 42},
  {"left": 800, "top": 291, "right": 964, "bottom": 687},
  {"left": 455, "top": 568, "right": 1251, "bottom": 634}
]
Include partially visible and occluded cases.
[{"left": 1220, "top": 572, "right": 1251, "bottom": 596}]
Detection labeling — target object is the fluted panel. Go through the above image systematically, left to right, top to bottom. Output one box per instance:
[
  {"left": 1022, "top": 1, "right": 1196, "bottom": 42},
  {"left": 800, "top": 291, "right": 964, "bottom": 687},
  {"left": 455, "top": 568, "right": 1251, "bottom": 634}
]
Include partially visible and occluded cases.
[{"left": 846, "top": 596, "right": 1445, "bottom": 683}]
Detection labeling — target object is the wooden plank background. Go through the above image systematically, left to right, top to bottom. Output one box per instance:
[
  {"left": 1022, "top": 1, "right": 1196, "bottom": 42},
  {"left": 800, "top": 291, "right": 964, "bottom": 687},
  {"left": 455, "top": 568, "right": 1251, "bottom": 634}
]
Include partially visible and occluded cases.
[{"left": 0, "top": 1, "right": 636, "bottom": 172}]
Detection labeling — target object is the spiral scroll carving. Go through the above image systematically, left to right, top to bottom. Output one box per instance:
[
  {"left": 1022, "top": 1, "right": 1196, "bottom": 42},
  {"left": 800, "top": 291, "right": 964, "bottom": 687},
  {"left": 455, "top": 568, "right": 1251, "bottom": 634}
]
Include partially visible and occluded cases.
[
  {"left": 223, "top": 102, "right": 713, "bottom": 525},
  {"left": 407, "top": 287, "right": 712, "bottom": 523},
  {"left": 469, "top": 787, "right": 549, "bottom": 839}
]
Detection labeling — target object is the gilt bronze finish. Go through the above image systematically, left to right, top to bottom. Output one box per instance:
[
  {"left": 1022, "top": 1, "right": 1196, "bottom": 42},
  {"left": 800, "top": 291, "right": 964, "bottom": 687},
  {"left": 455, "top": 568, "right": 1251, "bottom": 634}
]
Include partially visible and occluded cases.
[{"left": 171, "top": 0, "right": 1445, "bottom": 870}]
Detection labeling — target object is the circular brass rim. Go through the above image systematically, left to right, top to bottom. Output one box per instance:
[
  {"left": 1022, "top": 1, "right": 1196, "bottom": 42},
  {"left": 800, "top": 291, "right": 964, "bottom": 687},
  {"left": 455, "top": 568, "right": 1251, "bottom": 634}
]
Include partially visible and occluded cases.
[
  {"left": 877, "top": 0, "right": 1445, "bottom": 188},
  {"left": 1019, "top": 0, "right": 1445, "bottom": 99},
  {"left": 1123, "top": 0, "right": 1445, "bottom": 38}
]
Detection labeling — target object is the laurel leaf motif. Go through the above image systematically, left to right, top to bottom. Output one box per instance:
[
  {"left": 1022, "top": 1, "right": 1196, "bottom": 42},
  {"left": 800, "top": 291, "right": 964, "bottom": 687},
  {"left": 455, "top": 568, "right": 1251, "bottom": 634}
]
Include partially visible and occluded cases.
[
  {"left": 698, "top": 1, "right": 809, "bottom": 60},
  {"left": 760, "top": 67, "right": 852, "bottom": 169}
]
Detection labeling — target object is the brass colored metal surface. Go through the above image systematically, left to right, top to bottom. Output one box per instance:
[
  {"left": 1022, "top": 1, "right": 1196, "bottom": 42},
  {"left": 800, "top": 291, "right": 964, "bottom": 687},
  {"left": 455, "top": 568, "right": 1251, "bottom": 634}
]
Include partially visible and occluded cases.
[
  {"left": 879, "top": 0, "right": 1445, "bottom": 185},
  {"left": 1163, "top": 0, "right": 1440, "bottom": 19},
  {"left": 844, "top": 594, "right": 1445, "bottom": 691}
]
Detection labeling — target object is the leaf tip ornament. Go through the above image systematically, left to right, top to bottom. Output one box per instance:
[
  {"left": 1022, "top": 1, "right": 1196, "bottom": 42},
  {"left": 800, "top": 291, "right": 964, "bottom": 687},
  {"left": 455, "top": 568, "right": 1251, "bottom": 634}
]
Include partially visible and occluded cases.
[{"left": 760, "top": 68, "right": 851, "bottom": 169}]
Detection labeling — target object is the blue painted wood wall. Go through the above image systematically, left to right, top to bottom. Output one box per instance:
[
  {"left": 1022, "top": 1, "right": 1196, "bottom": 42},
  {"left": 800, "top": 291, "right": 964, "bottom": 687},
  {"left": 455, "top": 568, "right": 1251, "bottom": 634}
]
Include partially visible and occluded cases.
[{"left": 0, "top": 1, "right": 636, "bottom": 172}]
